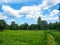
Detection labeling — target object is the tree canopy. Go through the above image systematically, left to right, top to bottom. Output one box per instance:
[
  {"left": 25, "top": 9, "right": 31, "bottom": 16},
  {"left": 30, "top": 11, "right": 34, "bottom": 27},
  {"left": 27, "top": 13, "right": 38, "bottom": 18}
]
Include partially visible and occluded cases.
[{"left": 0, "top": 17, "right": 60, "bottom": 31}]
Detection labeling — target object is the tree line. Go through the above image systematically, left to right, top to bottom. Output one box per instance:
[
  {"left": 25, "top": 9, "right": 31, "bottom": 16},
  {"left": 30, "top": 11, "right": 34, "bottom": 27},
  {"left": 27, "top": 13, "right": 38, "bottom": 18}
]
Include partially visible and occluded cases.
[{"left": 0, "top": 17, "right": 60, "bottom": 31}]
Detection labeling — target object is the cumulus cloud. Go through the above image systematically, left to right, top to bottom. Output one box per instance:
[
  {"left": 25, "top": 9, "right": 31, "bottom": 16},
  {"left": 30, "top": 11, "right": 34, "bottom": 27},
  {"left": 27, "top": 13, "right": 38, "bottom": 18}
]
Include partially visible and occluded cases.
[
  {"left": 0, "top": 0, "right": 59, "bottom": 21},
  {"left": 0, "top": 0, "right": 35, "bottom": 4},
  {"left": 0, "top": 0, "right": 59, "bottom": 6},
  {"left": 18, "top": 0, "right": 59, "bottom": 21},
  {"left": 40, "top": 0, "right": 59, "bottom": 10},
  {"left": 47, "top": 0, "right": 60, "bottom": 6},
  {"left": 0, "top": 4, "right": 42, "bottom": 19},
  {"left": 1, "top": 5, "right": 23, "bottom": 18},
  {"left": 19, "top": 5, "right": 42, "bottom": 19},
  {"left": 20, "top": 5, "right": 59, "bottom": 21},
  {"left": 41, "top": 10, "right": 59, "bottom": 21},
  {"left": 50, "top": 10, "right": 59, "bottom": 17},
  {"left": 0, "top": 12, "right": 7, "bottom": 19},
  {"left": 0, "top": 15, "right": 7, "bottom": 19},
  {"left": 42, "top": 16, "right": 58, "bottom": 21},
  {"left": 6, "top": 19, "right": 15, "bottom": 24},
  {"left": 9, "top": 19, "right": 15, "bottom": 22}
]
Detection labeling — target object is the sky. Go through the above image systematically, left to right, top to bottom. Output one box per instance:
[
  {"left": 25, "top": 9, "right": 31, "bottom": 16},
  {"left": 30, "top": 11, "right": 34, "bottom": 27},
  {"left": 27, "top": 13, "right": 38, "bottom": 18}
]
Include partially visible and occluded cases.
[{"left": 0, "top": 0, "right": 60, "bottom": 25}]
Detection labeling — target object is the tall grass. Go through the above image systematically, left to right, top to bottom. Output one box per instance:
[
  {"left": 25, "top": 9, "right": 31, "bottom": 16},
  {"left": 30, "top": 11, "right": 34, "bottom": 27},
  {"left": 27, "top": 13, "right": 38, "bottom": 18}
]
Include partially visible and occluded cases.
[
  {"left": 0, "top": 30, "right": 60, "bottom": 45},
  {"left": 0, "top": 30, "right": 45, "bottom": 45}
]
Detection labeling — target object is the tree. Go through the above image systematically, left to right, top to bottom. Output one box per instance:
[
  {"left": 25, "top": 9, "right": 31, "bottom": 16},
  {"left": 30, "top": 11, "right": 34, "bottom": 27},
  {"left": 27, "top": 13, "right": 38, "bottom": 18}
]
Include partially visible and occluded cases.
[
  {"left": 37, "top": 17, "right": 43, "bottom": 30},
  {"left": 37, "top": 17, "right": 41, "bottom": 25},
  {"left": 0, "top": 20, "right": 6, "bottom": 31},
  {"left": 42, "top": 20, "right": 48, "bottom": 30},
  {"left": 10, "top": 21, "right": 18, "bottom": 30},
  {"left": 48, "top": 22, "right": 54, "bottom": 30},
  {"left": 48, "top": 22, "right": 59, "bottom": 30},
  {"left": 54, "top": 22, "right": 59, "bottom": 30},
  {"left": 58, "top": 22, "right": 60, "bottom": 30},
  {"left": 19, "top": 23, "right": 29, "bottom": 30},
  {"left": 23, "top": 23, "right": 29, "bottom": 30},
  {"left": 4, "top": 24, "right": 9, "bottom": 30},
  {"left": 19, "top": 24, "right": 24, "bottom": 30},
  {"left": 29, "top": 24, "right": 37, "bottom": 30}
]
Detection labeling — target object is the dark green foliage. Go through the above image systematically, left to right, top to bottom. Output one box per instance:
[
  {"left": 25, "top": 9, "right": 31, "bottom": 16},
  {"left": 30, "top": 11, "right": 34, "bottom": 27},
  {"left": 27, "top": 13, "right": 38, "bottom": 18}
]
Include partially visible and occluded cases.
[
  {"left": 0, "top": 17, "right": 60, "bottom": 30},
  {"left": 37, "top": 17, "right": 42, "bottom": 30},
  {"left": 37, "top": 17, "right": 48, "bottom": 30},
  {"left": 0, "top": 20, "right": 7, "bottom": 31},
  {"left": 41, "top": 20, "right": 48, "bottom": 30},
  {"left": 10, "top": 21, "right": 19, "bottom": 30},
  {"left": 48, "top": 22, "right": 60, "bottom": 30},
  {"left": 19, "top": 23, "right": 28, "bottom": 30},
  {"left": 29, "top": 24, "right": 37, "bottom": 30}
]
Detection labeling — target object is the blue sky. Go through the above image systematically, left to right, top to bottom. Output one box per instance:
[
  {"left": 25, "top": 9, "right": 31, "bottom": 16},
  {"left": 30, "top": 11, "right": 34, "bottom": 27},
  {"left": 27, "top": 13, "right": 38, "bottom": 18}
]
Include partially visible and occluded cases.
[{"left": 0, "top": 0, "right": 60, "bottom": 25}]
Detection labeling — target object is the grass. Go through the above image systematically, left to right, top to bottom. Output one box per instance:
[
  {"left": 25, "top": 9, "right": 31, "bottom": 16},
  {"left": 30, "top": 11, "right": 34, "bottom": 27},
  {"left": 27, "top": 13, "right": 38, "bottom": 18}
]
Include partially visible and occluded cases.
[{"left": 0, "top": 30, "right": 60, "bottom": 45}]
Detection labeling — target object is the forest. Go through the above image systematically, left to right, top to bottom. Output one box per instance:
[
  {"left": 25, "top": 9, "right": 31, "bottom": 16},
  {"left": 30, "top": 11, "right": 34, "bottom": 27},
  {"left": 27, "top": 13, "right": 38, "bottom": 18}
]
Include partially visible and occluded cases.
[{"left": 0, "top": 17, "right": 60, "bottom": 31}]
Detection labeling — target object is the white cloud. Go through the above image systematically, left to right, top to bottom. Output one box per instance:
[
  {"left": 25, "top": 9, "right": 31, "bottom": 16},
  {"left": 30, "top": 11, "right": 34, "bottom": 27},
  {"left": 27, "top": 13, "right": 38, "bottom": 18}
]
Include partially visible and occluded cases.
[
  {"left": 0, "top": 0, "right": 34, "bottom": 4},
  {"left": 0, "top": 0, "right": 59, "bottom": 21},
  {"left": 0, "top": 0, "right": 59, "bottom": 7},
  {"left": 18, "top": 0, "right": 59, "bottom": 21},
  {"left": 40, "top": 0, "right": 59, "bottom": 10},
  {"left": 47, "top": 0, "right": 60, "bottom": 6},
  {"left": 0, "top": 5, "right": 42, "bottom": 19},
  {"left": 1, "top": 5, "right": 23, "bottom": 18},
  {"left": 19, "top": 5, "right": 42, "bottom": 19},
  {"left": 41, "top": 10, "right": 59, "bottom": 21},
  {"left": 50, "top": 10, "right": 59, "bottom": 17},
  {"left": 0, "top": 13, "right": 7, "bottom": 19},
  {"left": 0, "top": 15, "right": 7, "bottom": 19},
  {"left": 42, "top": 15, "right": 58, "bottom": 21},
  {"left": 7, "top": 19, "right": 15, "bottom": 24},
  {"left": 9, "top": 19, "right": 15, "bottom": 22}
]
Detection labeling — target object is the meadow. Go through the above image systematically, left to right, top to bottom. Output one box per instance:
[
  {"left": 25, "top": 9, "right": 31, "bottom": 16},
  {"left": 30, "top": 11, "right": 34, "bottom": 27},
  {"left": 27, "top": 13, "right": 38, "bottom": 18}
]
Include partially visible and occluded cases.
[{"left": 0, "top": 30, "right": 60, "bottom": 45}]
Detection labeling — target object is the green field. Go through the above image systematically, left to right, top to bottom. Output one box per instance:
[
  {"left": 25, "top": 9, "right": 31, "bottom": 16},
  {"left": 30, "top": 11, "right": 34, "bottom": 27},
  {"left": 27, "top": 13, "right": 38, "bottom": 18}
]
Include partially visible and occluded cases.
[{"left": 0, "top": 30, "right": 60, "bottom": 45}]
